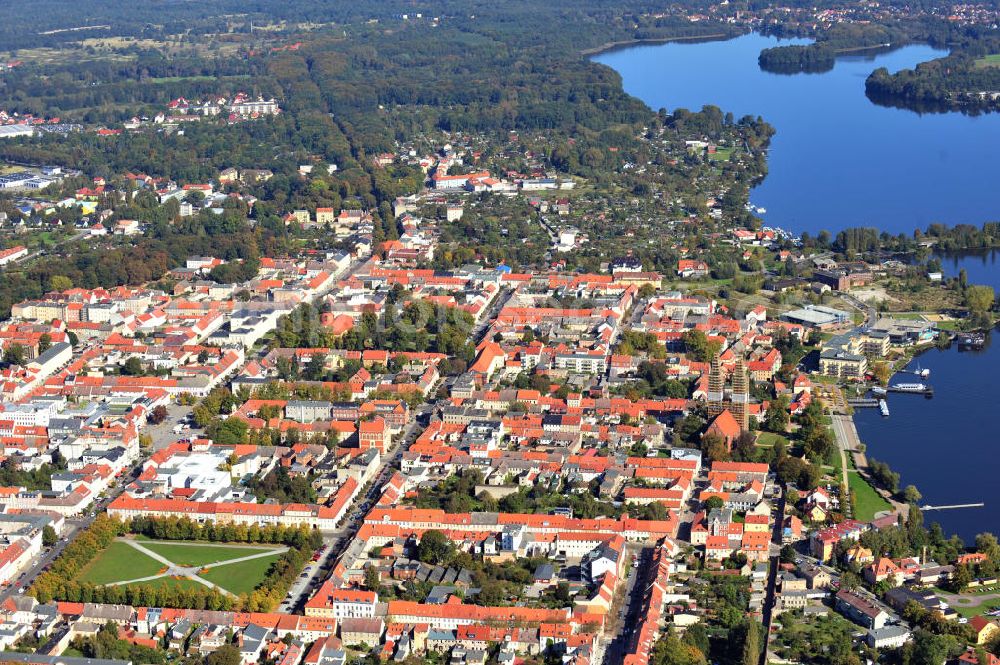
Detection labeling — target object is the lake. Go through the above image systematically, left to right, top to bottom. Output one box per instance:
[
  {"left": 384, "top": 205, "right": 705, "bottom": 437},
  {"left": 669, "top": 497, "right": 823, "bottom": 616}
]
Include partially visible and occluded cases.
[
  {"left": 594, "top": 33, "right": 1000, "bottom": 237},
  {"left": 936, "top": 249, "right": 1000, "bottom": 292},
  {"left": 854, "top": 334, "right": 998, "bottom": 544}
]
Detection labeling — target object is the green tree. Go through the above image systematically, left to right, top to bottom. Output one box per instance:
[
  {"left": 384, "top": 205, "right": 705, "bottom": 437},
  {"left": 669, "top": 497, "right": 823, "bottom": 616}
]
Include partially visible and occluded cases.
[
  {"left": 48, "top": 275, "right": 73, "bottom": 291},
  {"left": 965, "top": 284, "right": 995, "bottom": 312},
  {"left": 682, "top": 329, "right": 721, "bottom": 363},
  {"left": 3, "top": 343, "right": 26, "bottom": 366},
  {"left": 122, "top": 356, "right": 145, "bottom": 376},
  {"left": 764, "top": 396, "right": 790, "bottom": 432},
  {"left": 902, "top": 485, "right": 922, "bottom": 504},
  {"left": 42, "top": 525, "right": 57, "bottom": 547},
  {"left": 417, "top": 530, "right": 454, "bottom": 565},
  {"left": 363, "top": 565, "right": 380, "bottom": 592},
  {"left": 476, "top": 581, "right": 506, "bottom": 606},
  {"left": 740, "top": 619, "right": 762, "bottom": 665},
  {"left": 652, "top": 630, "right": 706, "bottom": 665},
  {"left": 901, "top": 630, "right": 953, "bottom": 665},
  {"left": 206, "top": 644, "right": 242, "bottom": 665}
]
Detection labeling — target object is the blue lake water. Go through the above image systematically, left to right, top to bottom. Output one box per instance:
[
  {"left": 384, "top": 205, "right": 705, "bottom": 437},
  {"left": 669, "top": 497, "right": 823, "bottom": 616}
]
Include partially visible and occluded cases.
[
  {"left": 594, "top": 33, "right": 1000, "bottom": 237},
  {"left": 936, "top": 249, "right": 1000, "bottom": 292},
  {"left": 853, "top": 335, "right": 998, "bottom": 544}
]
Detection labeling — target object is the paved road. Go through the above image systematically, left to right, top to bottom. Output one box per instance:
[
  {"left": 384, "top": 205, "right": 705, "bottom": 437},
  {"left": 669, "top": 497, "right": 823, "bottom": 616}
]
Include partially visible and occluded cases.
[
  {"left": 472, "top": 287, "right": 514, "bottom": 344},
  {"left": 841, "top": 292, "right": 878, "bottom": 328},
  {"left": 280, "top": 400, "right": 433, "bottom": 612},
  {"left": 759, "top": 487, "right": 787, "bottom": 665},
  {"left": 0, "top": 520, "right": 83, "bottom": 600},
  {"left": 599, "top": 546, "right": 647, "bottom": 665}
]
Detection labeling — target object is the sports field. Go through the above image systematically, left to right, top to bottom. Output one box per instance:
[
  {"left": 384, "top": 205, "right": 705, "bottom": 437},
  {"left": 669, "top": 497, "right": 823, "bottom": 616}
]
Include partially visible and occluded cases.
[{"left": 78, "top": 538, "right": 285, "bottom": 596}]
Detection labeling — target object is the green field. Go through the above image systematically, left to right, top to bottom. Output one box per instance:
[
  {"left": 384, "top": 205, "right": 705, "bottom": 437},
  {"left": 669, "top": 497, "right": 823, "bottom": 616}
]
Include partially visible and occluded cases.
[
  {"left": 975, "top": 54, "right": 1000, "bottom": 68},
  {"left": 707, "top": 147, "right": 734, "bottom": 162},
  {"left": 755, "top": 432, "right": 789, "bottom": 448},
  {"left": 848, "top": 465, "right": 892, "bottom": 521},
  {"left": 78, "top": 539, "right": 284, "bottom": 595},
  {"left": 79, "top": 541, "right": 165, "bottom": 584},
  {"left": 139, "top": 541, "right": 277, "bottom": 567},
  {"left": 201, "top": 556, "right": 280, "bottom": 595}
]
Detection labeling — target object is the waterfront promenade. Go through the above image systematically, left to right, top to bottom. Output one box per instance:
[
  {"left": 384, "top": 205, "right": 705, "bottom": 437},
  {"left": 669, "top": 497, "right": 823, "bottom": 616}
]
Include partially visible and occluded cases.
[{"left": 832, "top": 414, "right": 905, "bottom": 519}]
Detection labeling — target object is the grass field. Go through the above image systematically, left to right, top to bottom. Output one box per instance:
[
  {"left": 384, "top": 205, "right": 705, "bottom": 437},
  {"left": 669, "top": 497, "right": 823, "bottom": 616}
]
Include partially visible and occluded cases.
[
  {"left": 975, "top": 54, "right": 1000, "bottom": 68},
  {"left": 707, "top": 147, "right": 734, "bottom": 162},
  {"left": 755, "top": 432, "right": 789, "bottom": 448},
  {"left": 824, "top": 447, "right": 844, "bottom": 479},
  {"left": 848, "top": 464, "right": 892, "bottom": 521},
  {"left": 79, "top": 539, "right": 283, "bottom": 595},
  {"left": 79, "top": 541, "right": 165, "bottom": 584},
  {"left": 140, "top": 541, "right": 277, "bottom": 567},
  {"left": 201, "top": 557, "right": 279, "bottom": 595}
]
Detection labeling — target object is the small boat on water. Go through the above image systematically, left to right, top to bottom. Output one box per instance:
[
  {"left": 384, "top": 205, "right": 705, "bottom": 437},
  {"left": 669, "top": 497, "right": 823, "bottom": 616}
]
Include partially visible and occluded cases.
[
  {"left": 871, "top": 386, "right": 887, "bottom": 397},
  {"left": 878, "top": 399, "right": 889, "bottom": 417}
]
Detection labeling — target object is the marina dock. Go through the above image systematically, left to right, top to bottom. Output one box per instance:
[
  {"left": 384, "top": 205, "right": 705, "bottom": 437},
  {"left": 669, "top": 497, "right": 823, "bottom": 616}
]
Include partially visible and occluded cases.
[{"left": 847, "top": 399, "right": 880, "bottom": 408}]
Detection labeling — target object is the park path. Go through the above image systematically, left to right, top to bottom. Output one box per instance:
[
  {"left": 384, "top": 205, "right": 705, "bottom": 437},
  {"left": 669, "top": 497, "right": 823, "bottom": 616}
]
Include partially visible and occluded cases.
[
  {"left": 831, "top": 414, "right": 905, "bottom": 518},
  {"left": 830, "top": 416, "right": 852, "bottom": 514},
  {"left": 111, "top": 539, "right": 287, "bottom": 596},
  {"left": 937, "top": 590, "right": 1000, "bottom": 611}
]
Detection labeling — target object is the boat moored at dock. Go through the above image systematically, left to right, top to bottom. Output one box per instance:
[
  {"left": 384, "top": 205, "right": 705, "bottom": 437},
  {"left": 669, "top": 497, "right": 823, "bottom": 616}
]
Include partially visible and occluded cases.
[{"left": 888, "top": 382, "right": 934, "bottom": 395}]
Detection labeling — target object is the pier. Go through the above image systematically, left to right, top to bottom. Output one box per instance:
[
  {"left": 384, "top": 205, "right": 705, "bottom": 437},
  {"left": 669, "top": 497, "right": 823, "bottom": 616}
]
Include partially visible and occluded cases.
[
  {"left": 847, "top": 399, "right": 880, "bottom": 408},
  {"left": 920, "top": 503, "right": 985, "bottom": 512}
]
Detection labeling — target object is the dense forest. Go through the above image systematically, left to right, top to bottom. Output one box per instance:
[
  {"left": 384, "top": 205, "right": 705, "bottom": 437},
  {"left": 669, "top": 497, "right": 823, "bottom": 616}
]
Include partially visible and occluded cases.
[
  {"left": 0, "top": 0, "right": 998, "bottom": 319},
  {"left": 0, "top": 2, "right": 757, "bottom": 315},
  {"left": 866, "top": 57, "right": 1000, "bottom": 113}
]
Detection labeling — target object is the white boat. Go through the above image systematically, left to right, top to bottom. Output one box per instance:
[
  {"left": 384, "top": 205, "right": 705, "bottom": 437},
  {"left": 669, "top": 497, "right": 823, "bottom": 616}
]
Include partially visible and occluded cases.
[{"left": 890, "top": 382, "right": 930, "bottom": 393}]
